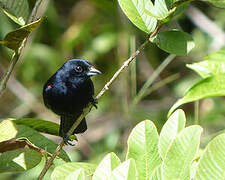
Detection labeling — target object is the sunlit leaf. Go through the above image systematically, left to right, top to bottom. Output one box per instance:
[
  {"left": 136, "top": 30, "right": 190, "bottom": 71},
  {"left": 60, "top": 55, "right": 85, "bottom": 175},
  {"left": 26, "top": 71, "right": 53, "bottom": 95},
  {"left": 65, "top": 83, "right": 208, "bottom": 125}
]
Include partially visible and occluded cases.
[
  {"left": 0, "top": 0, "right": 29, "bottom": 25},
  {"left": 118, "top": 0, "right": 157, "bottom": 33},
  {"left": 0, "top": 17, "right": 44, "bottom": 51},
  {"left": 150, "top": 30, "right": 195, "bottom": 56},
  {"left": 187, "top": 50, "right": 225, "bottom": 78},
  {"left": 168, "top": 74, "right": 225, "bottom": 116},
  {"left": 159, "top": 109, "right": 186, "bottom": 159},
  {"left": 0, "top": 120, "right": 17, "bottom": 142},
  {"left": 126, "top": 120, "right": 161, "bottom": 180},
  {"left": 162, "top": 126, "right": 203, "bottom": 180},
  {"left": 195, "top": 133, "right": 225, "bottom": 180},
  {"left": 0, "top": 148, "right": 42, "bottom": 172},
  {"left": 93, "top": 152, "right": 121, "bottom": 180},
  {"left": 110, "top": 159, "right": 137, "bottom": 180},
  {"left": 51, "top": 162, "right": 96, "bottom": 180},
  {"left": 150, "top": 165, "right": 163, "bottom": 180},
  {"left": 65, "top": 169, "right": 86, "bottom": 180}
]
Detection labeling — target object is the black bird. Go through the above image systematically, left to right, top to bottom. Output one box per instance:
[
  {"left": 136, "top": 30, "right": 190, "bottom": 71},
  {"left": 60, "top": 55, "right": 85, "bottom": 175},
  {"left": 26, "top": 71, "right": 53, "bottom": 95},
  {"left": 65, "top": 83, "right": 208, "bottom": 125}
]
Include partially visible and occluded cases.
[{"left": 43, "top": 59, "right": 101, "bottom": 145}]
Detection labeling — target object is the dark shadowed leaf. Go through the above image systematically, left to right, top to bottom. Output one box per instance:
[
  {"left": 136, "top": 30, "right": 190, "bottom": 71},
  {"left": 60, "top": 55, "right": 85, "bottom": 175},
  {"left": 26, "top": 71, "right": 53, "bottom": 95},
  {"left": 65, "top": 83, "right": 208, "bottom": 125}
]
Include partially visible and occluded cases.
[
  {"left": 202, "top": 0, "right": 225, "bottom": 8},
  {"left": 150, "top": 30, "right": 195, "bottom": 55},
  {"left": 14, "top": 118, "right": 60, "bottom": 136},
  {"left": 15, "top": 125, "right": 70, "bottom": 162},
  {"left": 0, "top": 148, "right": 42, "bottom": 173}
]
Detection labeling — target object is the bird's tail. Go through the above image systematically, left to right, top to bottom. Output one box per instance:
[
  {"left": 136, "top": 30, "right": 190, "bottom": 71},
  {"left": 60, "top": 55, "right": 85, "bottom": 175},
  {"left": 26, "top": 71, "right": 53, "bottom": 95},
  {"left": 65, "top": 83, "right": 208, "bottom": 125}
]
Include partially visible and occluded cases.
[{"left": 59, "top": 115, "right": 87, "bottom": 137}]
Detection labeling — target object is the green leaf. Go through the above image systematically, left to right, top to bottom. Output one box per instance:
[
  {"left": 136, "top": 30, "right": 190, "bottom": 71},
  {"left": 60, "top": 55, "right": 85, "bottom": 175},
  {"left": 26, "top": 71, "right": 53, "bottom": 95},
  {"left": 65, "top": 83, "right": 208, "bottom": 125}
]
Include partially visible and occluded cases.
[
  {"left": 0, "top": 0, "right": 29, "bottom": 25},
  {"left": 118, "top": 0, "right": 157, "bottom": 33},
  {"left": 144, "top": 0, "right": 169, "bottom": 20},
  {"left": 202, "top": 0, "right": 225, "bottom": 8},
  {"left": 0, "top": 17, "right": 44, "bottom": 51},
  {"left": 150, "top": 30, "right": 195, "bottom": 56},
  {"left": 187, "top": 50, "right": 225, "bottom": 78},
  {"left": 204, "top": 50, "right": 225, "bottom": 61},
  {"left": 187, "top": 61, "right": 225, "bottom": 78},
  {"left": 168, "top": 74, "right": 225, "bottom": 116},
  {"left": 159, "top": 109, "right": 186, "bottom": 159},
  {"left": 13, "top": 118, "right": 60, "bottom": 136},
  {"left": 0, "top": 120, "right": 18, "bottom": 142},
  {"left": 126, "top": 120, "right": 162, "bottom": 180},
  {"left": 15, "top": 125, "right": 70, "bottom": 162},
  {"left": 162, "top": 126, "right": 203, "bottom": 180},
  {"left": 195, "top": 133, "right": 225, "bottom": 180},
  {"left": 0, "top": 148, "right": 42, "bottom": 172},
  {"left": 93, "top": 152, "right": 121, "bottom": 180},
  {"left": 110, "top": 159, "right": 137, "bottom": 180},
  {"left": 51, "top": 162, "right": 96, "bottom": 180},
  {"left": 150, "top": 165, "right": 163, "bottom": 180},
  {"left": 65, "top": 169, "right": 86, "bottom": 180}
]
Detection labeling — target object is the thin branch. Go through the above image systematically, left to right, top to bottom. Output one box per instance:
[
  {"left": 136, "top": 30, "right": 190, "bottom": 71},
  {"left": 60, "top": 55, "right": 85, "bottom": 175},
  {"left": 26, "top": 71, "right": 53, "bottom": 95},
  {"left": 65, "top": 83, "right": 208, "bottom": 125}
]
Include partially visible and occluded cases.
[
  {"left": 0, "top": 0, "right": 44, "bottom": 97},
  {"left": 38, "top": 26, "right": 162, "bottom": 180}
]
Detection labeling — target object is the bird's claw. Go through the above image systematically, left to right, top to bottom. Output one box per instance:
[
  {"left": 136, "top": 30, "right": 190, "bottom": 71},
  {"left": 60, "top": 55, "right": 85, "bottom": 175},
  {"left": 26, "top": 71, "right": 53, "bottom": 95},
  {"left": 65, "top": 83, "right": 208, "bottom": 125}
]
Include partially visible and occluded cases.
[
  {"left": 91, "top": 98, "right": 98, "bottom": 109},
  {"left": 63, "top": 134, "right": 75, "bottom": 146}
]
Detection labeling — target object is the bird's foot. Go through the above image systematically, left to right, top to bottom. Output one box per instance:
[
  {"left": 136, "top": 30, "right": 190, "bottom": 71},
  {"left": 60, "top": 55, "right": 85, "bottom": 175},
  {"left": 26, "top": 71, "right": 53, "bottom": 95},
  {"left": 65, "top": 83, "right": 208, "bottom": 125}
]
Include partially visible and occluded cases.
[
  {"left": 91, "top": 98, "right": 98, "bottom": 109},
  {"left": 62, "top": 134, "right": 75, "bottom": 146}
]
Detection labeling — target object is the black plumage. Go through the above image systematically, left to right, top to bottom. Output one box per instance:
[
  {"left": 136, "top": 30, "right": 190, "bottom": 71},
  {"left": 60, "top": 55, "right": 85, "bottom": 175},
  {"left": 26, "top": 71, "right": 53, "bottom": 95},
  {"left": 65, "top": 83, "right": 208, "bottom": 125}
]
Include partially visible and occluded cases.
[{"left": 43, "top": 59, "right": 101, "bottom": 145}]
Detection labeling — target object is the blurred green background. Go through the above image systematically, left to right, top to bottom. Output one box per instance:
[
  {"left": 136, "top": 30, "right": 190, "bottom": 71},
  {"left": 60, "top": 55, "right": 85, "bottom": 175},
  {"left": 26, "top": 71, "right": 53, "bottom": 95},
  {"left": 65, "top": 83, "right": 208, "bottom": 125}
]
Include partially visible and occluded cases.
[{"left": 0, "top": 0, "right": 225, "bottom": 179}]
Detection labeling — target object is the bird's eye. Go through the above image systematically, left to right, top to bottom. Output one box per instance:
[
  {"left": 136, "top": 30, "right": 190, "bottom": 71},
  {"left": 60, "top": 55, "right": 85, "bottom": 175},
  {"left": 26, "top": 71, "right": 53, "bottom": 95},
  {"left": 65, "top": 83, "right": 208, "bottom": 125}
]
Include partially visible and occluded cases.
[{"left": 75, "top": 66, "right": 83, "bottom": 73}]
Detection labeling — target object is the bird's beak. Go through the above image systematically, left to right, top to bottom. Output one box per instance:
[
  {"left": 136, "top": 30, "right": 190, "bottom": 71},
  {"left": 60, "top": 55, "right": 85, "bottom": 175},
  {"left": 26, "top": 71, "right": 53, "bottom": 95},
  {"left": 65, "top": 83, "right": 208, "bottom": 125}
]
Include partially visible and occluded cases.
[{"left": 87, "top": 66, "right": 102, "bottom": 76}]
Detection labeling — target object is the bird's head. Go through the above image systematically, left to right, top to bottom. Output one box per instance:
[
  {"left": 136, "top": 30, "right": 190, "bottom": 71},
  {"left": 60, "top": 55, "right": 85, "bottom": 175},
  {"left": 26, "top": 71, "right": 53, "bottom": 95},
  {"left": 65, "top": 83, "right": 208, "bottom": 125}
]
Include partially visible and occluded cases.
[{"left": 62, "top": 59, "right": 101, "bottom": 78}]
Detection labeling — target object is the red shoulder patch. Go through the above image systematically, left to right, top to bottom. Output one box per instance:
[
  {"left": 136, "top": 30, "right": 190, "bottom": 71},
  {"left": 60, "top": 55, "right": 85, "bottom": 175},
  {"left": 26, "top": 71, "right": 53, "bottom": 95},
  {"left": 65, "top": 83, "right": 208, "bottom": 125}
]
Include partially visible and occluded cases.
[{"left": 47, "top": 84, "right": 52, "bottom": 89}]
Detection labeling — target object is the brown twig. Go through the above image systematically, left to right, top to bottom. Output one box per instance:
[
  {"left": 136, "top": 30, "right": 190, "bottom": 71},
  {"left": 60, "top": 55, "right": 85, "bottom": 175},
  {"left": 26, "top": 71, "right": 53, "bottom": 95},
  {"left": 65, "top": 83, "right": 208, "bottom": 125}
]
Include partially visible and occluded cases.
[{"left": 38, "top": 26, "right": 161, "bottom": 180}]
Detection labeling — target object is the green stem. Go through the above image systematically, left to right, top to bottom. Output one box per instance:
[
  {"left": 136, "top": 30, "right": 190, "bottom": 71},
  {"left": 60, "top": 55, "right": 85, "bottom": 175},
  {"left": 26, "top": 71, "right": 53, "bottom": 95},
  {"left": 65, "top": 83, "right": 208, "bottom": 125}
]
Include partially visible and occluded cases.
[
  {"left": 132, "top": 54, "right": 176, "bottom": 107},
  {"left": 194, "top": 100, "right": 199, "bottom": 125}
]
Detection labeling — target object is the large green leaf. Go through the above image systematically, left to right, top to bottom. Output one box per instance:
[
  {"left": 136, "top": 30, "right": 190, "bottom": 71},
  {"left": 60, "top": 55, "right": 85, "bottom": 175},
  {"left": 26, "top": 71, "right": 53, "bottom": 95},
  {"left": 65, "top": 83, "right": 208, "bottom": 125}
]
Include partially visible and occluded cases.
[
  {"left": 0, "top": 0, "right": 29, "bottom": 25},
  {"left": 118, "top": 0, "right": 157, "bottom": 33},
  {"left": 202, "top": 0, "right": 225, "bottom": 8},
  {"left": 0, "top": 17, "right": 44, "bottom": 51},
  {"left": 150, "top": 30, "right": 195, "bottom": 56},
  {"left": 187, "top": 50, "right": 225, "bottom": 78},
  {"left": 168, "top": 74, "right": 225, "bottom": 116},
  {"left": 159, "top": 109, "right": 186, "bottom": 159},
  {"left": 14, "top": 118, "right": 60, "bottom": 136},
  {"left": 0, "top": 120, "right": 18, "bottom": 142},
  {"left": 126, "top": 120, "right": 161, "bottom": 180},
  {"left": 15, "top": 125, "right": 70, "bottom": 162},
  {"left": 162, "top": 126, "right": 203, "bottom": 180},
  {"left": 195, "top": 133, "right": 225, "bottom": 180},
  {"left": 0, "top": 148, "right": 42, "bottom": 172},
  {"left": 93, "top": 152, "right": 121, "bottom": 180},
  {"left": 109, "top": 159, "right": 137, "bottom": 180},
  {"left": 51, "top": 162, "right": 96, "bottom": 180},
  {"left": 150, "top": 165, "right": 163, "bottom": 180},
  {"left": 65, "top": 169, "right": 86, "bottom": 180}
]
